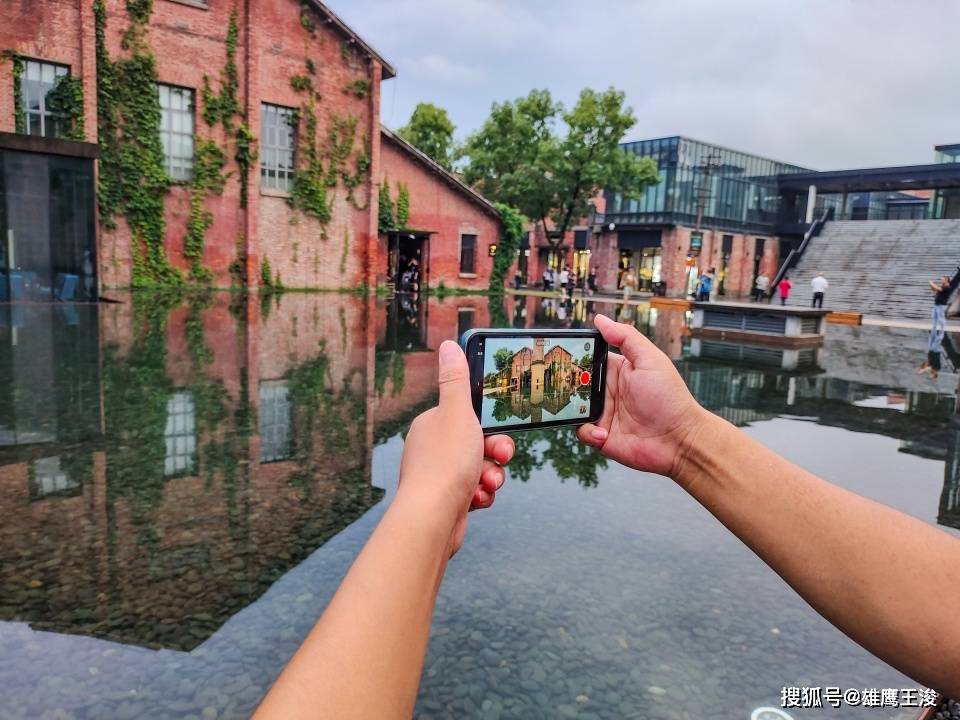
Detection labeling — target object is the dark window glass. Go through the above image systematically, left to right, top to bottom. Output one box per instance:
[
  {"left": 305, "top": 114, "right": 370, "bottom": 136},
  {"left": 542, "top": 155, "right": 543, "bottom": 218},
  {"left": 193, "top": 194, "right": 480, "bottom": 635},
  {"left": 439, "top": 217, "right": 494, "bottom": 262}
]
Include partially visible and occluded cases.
[
  {"left": 19, "top": 60, "right": 69, "bottom": 138},
  {"left": 157, "top": 84, "right": 195, "bottom": 181},
  {"left": 260, "top": 103, "right": 297, "bottom": 191},
  {"left": 460, "top": 234, "right": 477, "bottom": 274}
]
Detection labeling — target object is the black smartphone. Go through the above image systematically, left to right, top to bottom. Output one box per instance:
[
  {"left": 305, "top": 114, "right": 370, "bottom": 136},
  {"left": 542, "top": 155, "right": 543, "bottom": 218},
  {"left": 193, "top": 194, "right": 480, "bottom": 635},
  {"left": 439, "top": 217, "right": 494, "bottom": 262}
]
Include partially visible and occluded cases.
[{"left": 459, "top": 328, "right": 607, "bottom": 435}]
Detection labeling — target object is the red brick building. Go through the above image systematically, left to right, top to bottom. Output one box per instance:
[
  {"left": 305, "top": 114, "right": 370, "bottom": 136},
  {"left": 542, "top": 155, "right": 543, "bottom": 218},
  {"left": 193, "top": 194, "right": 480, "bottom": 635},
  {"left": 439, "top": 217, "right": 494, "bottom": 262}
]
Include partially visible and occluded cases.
[{"left": 377, "top": 126, "right": 501, "bottom": 291}]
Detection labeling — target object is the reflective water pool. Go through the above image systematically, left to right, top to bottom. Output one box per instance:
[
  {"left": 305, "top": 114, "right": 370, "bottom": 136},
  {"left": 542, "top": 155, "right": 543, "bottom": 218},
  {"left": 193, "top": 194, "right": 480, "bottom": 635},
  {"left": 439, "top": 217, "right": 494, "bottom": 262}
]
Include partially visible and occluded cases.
[{"left": 1, "top": 292, "right": 957, "bottom": 719}]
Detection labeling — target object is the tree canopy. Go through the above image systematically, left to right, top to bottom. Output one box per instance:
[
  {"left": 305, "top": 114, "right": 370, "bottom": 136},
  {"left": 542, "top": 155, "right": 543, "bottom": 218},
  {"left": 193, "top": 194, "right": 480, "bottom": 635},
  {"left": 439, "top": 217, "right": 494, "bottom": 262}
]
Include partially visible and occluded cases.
[
  {"left": 461, "top": 88, "right": 660, "bottom": 240},
  {"left": 398, "top": 102, "right": 456, "bottom": 170}
]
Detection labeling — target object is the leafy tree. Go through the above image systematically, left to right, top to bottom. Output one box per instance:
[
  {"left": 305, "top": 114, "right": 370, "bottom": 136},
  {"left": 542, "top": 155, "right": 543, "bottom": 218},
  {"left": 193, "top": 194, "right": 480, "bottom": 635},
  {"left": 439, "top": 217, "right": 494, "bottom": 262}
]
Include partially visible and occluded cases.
[
  {"left": 462, "top": 87, "right": 659, "bottom": 244},
  {"left": 398, "top": 102, "right": 456, "bottom": 170},
  {"left": 493, "top": 346, "right": 514, "bottom": 371},
  {"left": 577, "top": 353, "right": 593, "bottom": 368}
]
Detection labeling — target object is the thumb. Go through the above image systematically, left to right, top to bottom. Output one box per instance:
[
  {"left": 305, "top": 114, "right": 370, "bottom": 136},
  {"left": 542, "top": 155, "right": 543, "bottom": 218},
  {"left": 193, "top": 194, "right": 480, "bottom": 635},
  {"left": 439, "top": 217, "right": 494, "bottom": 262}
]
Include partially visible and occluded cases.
[
  {"left": 594, "top": 314, "right": 653, "bottom": 367},
  {"left": 437, "top": 340, "right": 472, "bottom": 411}
]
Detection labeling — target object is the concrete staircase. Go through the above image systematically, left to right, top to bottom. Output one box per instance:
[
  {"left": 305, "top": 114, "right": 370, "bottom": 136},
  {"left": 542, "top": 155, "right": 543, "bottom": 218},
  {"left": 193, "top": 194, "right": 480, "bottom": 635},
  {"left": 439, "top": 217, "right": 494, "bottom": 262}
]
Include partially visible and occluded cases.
[{"left": 786, "top": 219, "right": 960, "bottom": 319}]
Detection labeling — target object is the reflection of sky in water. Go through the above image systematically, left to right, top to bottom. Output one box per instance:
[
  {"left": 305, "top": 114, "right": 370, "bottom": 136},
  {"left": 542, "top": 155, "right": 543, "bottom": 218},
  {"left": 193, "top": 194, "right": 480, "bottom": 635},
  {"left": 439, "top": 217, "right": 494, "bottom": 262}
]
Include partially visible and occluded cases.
[{"left": 0, "top": 294, "right": 957, "bottom": 719}]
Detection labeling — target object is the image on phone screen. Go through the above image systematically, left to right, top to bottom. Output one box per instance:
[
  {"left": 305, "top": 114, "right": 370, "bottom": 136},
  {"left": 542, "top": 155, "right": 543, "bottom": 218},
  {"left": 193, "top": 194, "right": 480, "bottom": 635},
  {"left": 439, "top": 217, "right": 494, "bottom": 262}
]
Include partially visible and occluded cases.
[{"left": 480, "top": 336, "right": 596, "bottom": 429}]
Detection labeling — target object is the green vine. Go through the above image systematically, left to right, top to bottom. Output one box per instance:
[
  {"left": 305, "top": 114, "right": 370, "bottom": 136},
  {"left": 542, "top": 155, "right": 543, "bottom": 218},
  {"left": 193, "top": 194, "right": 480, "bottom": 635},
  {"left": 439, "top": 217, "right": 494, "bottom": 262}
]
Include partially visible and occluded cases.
[
  {"left": 94, "top": 0, "right": 180, "bottom": 287},
  {"left": 201, "top": 9, "right": 240, "bottom": 130},
  {"left": 8, "top": 55, "right": 25, "bottom": 135},
  {"left": 46, "top": 75, "right": 86, "bottom": 141},
  {"left": 290, "top": 75, "right": 312, "bottom": 93},
  {"left": 343, "top": 78, "right": 370, "bottom": 99},
  {"left": 290, "top": 103, "right": 331, "bottom": 223},
  {"left": 234, "top": 123, "right": 257, "bottom": 209},
  {"left": 184, "top": 140, "right": 229, "bottom": 282},
  {"left": 378, "top": 180, "right": 394, "bottom": 234},
  {"left": 396, "top": 183, "right": 410, "bottom": 228},
  {"left": 489, "top": 203, "right": 525, "bottom": 294},
  {"left": 340, "top": 226, "right": 349, "bottom": 274},
  {"left": 260, "top": 257, "right": 273, "bottom": 288}
]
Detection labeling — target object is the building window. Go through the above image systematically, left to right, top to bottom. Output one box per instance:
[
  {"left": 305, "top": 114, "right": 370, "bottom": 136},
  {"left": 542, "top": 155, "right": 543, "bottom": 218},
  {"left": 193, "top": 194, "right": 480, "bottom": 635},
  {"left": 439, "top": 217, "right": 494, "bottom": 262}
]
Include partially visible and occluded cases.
[
  {"left": 19, "top": 59, "right": 70, "bottom": 138},
  {"left": 157, "top": 84, "right": 195, "bottom": 181},
  {"left": 261, "top": 103, "right": 297, "bottom": 191},
  {"left": 459, "top": 234, "right": 477, "bottom": 274},
  {"left": 259, "top": 380, "right": 291, "bottom": 462},
  {"left": 164, "top": 391, "right": 196, "bottom": 476}
]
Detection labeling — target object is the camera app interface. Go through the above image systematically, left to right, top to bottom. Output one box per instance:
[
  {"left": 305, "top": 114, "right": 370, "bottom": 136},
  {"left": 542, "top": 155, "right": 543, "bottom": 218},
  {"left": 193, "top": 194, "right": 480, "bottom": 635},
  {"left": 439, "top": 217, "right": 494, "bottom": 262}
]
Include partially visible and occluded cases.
[{"left": 481, "top": 336, "right": 595, "bottom": 429}]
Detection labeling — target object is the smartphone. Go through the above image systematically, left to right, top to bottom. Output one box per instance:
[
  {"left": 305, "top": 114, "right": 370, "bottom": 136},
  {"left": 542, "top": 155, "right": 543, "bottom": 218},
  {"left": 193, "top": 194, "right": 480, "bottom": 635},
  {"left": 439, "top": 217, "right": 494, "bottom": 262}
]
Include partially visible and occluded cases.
[{"left": 460, "top": 328, "right": 607, "bottom": 435}]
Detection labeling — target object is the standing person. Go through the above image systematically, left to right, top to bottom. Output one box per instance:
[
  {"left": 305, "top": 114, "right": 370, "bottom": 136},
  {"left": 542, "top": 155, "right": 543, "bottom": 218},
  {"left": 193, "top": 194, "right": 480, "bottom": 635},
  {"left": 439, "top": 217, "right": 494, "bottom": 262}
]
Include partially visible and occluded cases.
[
  {"left": 558, "top": 265, "right": 570, "bottom": 298},
  {"left": 622, "top": 265, "right": 638, "bottom": 302},
  {"left": 542, "top": 267, "right": 551, "bottom": 292},
  {"left": 566, "top": 267, "right": 576, "bottom": 298},
  {"left": 587, "top": 268, "right": 598, "bottom": 297},
  {"left": 513, "top": 269, "right": 522, "bottom": 291},
  {"left": 696, "top": 269, "right": 713, "bottom": 302},
  {"left": 918, "top": 270, "right": 960, "bottom": 377},
  {"left": 811, "top": 272, "right": 828, "bottom": 308},
  {"left": 754, "top": 273, "right": 769, "bottom": 302},
  {"left": 778, "top": 275, "right": 792, "bottom": 306}
]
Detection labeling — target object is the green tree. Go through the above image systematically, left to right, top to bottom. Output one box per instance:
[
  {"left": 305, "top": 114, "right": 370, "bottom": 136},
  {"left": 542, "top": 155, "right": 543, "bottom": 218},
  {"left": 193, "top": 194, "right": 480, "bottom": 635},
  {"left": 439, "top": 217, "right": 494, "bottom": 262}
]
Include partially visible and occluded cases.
[
  {"left": 462, "top": 87, "right": 659, "bottom": 244},
  {"left": 398, "top": 102, "right": 456, "bottom": 170},
  {"left": 493, "top": 346, "right": 514, "bottom": 371},
  {"left": 577, "top": 353, "right": 594, "bottom": 368}
]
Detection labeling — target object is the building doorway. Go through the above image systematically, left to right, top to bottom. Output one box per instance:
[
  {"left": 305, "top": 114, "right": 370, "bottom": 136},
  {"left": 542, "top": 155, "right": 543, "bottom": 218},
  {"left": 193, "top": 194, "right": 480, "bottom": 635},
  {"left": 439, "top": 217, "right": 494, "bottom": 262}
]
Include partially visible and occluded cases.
[
  {"left": 0, "top": 148, "right": 97, "bottom": 301},
  {"left": 387, "top": 231, "right": 430, "bottom": 292},
  {"left": 717, "top": 234, "right": 733, "bottom": 296},
  {"left": 751, "top": 237, "right": 766, "bottom": 291}
]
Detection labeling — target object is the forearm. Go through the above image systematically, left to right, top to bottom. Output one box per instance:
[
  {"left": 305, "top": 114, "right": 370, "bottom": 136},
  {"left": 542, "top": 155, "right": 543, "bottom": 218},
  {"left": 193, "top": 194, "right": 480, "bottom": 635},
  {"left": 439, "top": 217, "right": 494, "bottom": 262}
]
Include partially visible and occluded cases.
[
  {"left": 674, "top": 409, "right": 960, "bottom": 695},
  {"left": 254, "top": 492, "right": 454, "bottom": 720}
]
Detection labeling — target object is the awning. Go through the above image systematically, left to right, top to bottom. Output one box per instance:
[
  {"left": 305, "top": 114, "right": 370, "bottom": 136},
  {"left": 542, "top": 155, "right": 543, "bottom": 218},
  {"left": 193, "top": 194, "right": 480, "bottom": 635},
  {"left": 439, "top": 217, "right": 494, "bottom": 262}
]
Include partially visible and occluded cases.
[
  {"left": 618, "top": 229, "right": 661, "bottom": 251},
  {"left": 574, "top": 230, "right": 588, "bottom": 250}
]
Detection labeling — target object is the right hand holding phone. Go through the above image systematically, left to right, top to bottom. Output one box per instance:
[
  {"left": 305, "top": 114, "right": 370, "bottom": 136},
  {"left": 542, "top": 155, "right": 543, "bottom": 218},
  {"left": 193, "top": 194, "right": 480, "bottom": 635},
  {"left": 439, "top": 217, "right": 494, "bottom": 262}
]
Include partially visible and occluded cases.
[{"left": 577, "top": 315, "right": 710, "bottom": 478}]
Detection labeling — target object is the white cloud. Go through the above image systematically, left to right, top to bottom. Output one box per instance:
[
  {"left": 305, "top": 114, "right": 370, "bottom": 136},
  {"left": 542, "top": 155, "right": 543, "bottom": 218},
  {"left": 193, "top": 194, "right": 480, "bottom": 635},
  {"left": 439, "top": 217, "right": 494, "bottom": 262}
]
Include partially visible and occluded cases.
[{"left": 400, "top": 54, "right": 485, "bottom": 82}]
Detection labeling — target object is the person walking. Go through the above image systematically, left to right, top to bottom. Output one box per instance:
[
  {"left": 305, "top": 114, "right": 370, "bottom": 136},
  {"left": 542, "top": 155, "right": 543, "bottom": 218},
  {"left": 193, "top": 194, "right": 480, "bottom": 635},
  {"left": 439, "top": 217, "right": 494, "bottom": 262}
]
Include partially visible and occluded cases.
[
  {"left": 622, "top": 265, "right": 638, "bottom": 302},
  {"left": 587, "top": 268, "right": 598, "bottom": 297},
  {"left": 811, "top": 272, "right": 828, "bottom": 308},
  {"left": 754, "top": 273, "right": 769, "bottom": 302},
  {"left": 777, "top": 275, "right": 792, "bottom": 306}
]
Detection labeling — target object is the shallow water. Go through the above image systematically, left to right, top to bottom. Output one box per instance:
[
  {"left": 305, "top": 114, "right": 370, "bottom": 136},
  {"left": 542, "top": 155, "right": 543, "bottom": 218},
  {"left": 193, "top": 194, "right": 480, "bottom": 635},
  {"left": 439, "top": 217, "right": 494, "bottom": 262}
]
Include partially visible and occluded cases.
[{"left": 0, "top": 292, "right": 956, "bottom": 720}]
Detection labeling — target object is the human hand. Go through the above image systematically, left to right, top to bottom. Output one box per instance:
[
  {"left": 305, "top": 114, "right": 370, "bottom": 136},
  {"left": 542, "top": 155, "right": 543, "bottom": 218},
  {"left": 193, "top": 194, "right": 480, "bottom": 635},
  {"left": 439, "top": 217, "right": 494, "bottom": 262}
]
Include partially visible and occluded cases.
[
  {"left": 577, "top": 314, "right": 711, "bottom": 478},
  {"left": 398, "top": 341, "right": 515, "bottom": 557}
]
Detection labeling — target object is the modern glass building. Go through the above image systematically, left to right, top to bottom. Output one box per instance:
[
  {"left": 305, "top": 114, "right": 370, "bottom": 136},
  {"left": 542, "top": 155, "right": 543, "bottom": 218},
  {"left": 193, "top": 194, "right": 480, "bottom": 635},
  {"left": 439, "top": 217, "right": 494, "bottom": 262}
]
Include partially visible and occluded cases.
[{"left": 604, "top": 136, "right": 810, "bottom": 235}]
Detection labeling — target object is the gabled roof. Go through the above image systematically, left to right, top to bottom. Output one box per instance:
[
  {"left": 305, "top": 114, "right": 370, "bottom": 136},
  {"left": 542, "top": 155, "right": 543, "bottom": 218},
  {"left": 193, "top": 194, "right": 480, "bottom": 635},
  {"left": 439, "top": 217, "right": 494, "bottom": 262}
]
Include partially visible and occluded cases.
[
  {"left": 304, "top": 0, "right": 396, "bottom": 79},
  {"left": 380, "top": 124, "right": 501, "bottom": 220}
]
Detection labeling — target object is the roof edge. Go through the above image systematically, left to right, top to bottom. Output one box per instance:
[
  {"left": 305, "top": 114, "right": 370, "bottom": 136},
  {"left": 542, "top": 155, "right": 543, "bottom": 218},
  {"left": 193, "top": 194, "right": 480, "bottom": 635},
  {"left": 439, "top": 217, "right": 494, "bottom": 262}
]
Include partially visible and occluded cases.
[
  {"left": 304, "top": 0, "right": 396, "bottom": 79},
  {"left": 380, "top": 124, "right": 501, "bottom": 220}
]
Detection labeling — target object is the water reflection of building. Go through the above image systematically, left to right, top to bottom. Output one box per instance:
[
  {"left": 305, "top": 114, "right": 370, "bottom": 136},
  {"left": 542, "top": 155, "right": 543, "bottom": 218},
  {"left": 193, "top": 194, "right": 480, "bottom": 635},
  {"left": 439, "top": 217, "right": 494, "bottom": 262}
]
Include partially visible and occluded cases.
[{"left": 0, "top": 293, "right": 384, "bottom": 651}]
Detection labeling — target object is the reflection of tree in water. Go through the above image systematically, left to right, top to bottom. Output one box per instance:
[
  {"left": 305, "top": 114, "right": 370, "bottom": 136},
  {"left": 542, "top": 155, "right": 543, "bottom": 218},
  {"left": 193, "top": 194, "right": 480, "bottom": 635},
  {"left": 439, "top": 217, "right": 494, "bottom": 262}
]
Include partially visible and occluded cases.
[
  {"left": 374, "top": 350, "right": 406, "bottom": 398},
  {"left": 489, "top": 385, "right": 591, "bottom": 424},
  {"left": 508, "top": 427, "right": 606, "bottom": 488}
]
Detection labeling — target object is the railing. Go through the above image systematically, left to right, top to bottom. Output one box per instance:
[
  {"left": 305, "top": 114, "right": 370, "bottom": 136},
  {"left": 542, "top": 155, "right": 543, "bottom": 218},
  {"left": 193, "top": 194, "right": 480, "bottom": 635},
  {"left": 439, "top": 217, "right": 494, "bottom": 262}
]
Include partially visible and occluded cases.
[{"left": 768, "top": 209, "right": 832, "bottom": 300}]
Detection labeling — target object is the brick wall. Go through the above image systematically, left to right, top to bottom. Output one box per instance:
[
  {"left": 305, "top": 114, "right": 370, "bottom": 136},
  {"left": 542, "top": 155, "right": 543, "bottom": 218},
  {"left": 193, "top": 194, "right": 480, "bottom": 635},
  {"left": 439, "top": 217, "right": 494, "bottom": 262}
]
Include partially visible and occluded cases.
[
  {"left": 0, "top": 0, "right": 382, "bottom": 290},
  {"left": 378, "top": 134, "right": 501, "bottom": 290}
]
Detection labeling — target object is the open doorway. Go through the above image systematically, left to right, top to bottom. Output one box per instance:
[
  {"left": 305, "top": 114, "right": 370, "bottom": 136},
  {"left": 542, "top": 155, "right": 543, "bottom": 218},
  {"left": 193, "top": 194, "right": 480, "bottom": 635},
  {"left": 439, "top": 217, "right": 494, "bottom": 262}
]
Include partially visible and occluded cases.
[{"left": 386, "top": 231, "right": 430, "bottom": 292}]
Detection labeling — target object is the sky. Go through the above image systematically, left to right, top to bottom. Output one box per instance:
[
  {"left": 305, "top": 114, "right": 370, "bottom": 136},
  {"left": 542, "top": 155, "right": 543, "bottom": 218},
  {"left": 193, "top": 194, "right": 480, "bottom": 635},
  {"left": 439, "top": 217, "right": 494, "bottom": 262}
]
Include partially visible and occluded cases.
[{"left": 329, "top": 0, "right": 959, "bottom": 170}]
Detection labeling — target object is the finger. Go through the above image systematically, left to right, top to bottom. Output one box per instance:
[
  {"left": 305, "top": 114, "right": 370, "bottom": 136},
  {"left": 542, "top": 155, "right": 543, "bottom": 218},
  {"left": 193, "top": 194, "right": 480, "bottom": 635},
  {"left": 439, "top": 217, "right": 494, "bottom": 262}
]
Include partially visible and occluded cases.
[
  {"left": 594, "top": 314, "right": 654, "bottom": 367},
  {"left": 437, "top": 340, "right": 472, "bottom": 411},
  {"left": 577, "top": 422, "right": 608, "bottom": 448},
  {"left": 483, "top": 434, "right": 515, "bottom": 465},
  {"left": 480, "top": 459, "right": 506, "bottom": 493},
  {"left": 471, "top": 488, "right": 495, "bottom": 510}
]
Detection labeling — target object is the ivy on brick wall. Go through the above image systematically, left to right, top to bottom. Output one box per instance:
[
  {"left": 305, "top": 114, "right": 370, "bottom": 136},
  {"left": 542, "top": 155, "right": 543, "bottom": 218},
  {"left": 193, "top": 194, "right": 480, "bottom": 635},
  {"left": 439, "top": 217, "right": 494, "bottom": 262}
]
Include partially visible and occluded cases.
[
  {"left": 94, "top": 0, "right": 180, "bottom": 287},
  {"left": 201, "top": 10, "right": 240, "bottom": 130},
  {"left": 4, "top": 52, "right": 85, "bottom": 141},
  {"left": 184, "top": 140, "right": 228, "bottom": 282},
  {"left": 377, "top": 180, "right": 411, "bottom": 234},
  {"left": 489, "top": 203, "right": 525, "bottom": 294}
]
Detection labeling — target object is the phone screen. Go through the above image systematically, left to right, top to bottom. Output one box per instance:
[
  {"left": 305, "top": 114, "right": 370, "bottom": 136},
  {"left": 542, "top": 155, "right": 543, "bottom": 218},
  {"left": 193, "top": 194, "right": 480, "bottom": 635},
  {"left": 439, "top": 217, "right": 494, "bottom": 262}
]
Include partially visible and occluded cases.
[{"left": 466, "top": 331, "right": 606, "bottom": 434}]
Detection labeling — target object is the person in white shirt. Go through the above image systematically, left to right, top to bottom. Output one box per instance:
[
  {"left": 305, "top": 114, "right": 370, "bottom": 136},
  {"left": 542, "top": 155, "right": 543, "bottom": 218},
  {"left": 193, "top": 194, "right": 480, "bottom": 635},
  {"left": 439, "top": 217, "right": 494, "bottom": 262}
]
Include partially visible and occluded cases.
[
  {"left": 557, "top": 266, "right": 570, "bottom": 297},
  {"left": 811, "top": 272, "right": 829, "bottom": 308},
  {"left": 754, "top": 273, "right": 770, "bottom": 302}
]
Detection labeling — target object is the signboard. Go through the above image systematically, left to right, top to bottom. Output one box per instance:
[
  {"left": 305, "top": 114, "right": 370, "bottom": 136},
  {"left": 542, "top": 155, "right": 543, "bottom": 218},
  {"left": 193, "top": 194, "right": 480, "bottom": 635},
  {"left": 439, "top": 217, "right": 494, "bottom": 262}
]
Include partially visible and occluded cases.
[{"left": 690, "top": 231, "right": 703, "bottom": 250}]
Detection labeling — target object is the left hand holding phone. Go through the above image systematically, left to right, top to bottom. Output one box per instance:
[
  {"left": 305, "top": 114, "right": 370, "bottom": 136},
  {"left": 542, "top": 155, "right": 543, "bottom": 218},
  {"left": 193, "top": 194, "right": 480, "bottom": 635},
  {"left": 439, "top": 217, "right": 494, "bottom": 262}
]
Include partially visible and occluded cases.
[{"left": 398, "top": 340, "right": 515, "bottom": 557}]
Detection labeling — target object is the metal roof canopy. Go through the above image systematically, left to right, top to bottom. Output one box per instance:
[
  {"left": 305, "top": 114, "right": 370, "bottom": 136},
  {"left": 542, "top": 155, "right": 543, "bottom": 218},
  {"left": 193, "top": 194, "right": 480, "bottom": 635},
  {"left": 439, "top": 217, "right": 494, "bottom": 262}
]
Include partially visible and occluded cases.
[{"left": 777, "top": 163, "right": 960, "bottom": 194}]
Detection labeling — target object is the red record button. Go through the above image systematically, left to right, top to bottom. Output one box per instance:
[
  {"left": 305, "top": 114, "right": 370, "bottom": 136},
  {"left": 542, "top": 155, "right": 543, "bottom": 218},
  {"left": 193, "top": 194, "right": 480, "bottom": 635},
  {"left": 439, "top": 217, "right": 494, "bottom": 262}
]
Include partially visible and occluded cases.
[{"left": 579, "top": 370, "right": 591, "bottom": 386}]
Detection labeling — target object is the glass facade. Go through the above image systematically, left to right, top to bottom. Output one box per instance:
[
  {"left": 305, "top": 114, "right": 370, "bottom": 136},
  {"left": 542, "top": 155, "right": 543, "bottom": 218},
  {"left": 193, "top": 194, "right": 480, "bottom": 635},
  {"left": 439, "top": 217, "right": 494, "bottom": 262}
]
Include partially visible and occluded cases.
[
  {"left": 19, "top": 60, "right": 70, "bottom": 139},
  {"left": 605, "top": 137, "right": 809, "bottom": 234}
]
